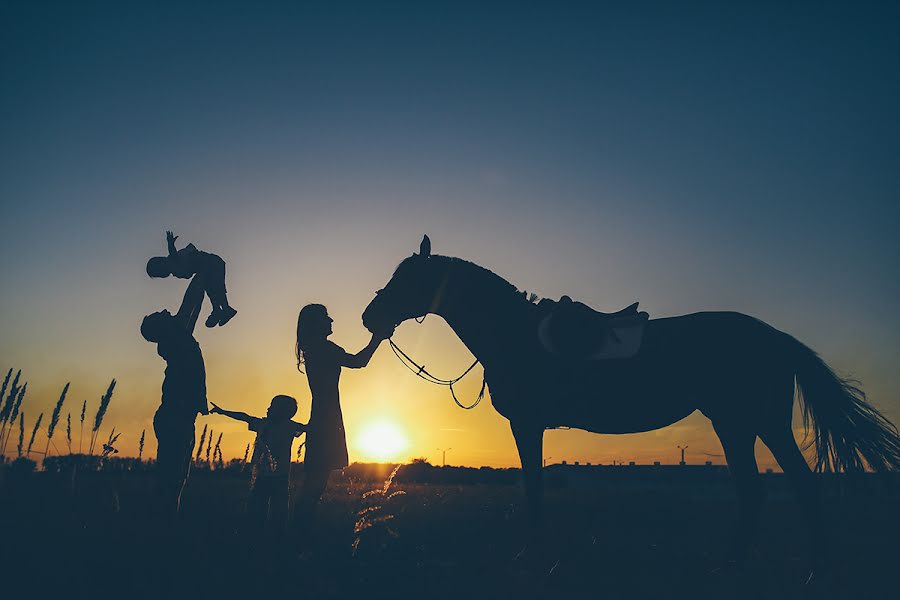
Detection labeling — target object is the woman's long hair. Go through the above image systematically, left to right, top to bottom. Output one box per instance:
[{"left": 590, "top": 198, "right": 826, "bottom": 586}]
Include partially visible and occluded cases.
[{"left": 296, "top": 304, "right": 328, "bottom": 371}]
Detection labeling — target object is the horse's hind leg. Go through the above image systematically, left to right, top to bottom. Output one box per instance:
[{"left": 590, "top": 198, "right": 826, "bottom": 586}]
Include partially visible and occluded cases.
[
  {"left": 714, "top": 423, "right": 765, "bottom": 564},
  {"left": 760, "top": 426, "right": 827, "bottom": 572}
]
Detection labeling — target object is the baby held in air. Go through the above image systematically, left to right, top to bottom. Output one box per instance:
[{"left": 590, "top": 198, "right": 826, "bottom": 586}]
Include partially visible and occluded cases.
[{"left": 146, "top": 231, "right": 237, "bottom": 327}]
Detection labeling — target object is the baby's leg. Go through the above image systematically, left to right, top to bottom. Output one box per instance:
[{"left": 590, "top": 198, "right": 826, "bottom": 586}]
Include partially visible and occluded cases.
[
  {"left": 204, "top": 255, "right": 229, "bottom": 310},
  {"left": 203, "top": 256, "right": 236, "bottom": 327}
]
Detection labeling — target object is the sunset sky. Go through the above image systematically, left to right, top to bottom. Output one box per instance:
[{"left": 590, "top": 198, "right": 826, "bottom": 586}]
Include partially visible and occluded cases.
[{"left": 2, "top": 2, "right": 898, "bottom": 469}]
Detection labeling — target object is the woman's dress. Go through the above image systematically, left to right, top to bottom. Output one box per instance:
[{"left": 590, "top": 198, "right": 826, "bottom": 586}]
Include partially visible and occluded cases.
[{"left": 303, "top": 340, "right": 350, "bottom": 472}]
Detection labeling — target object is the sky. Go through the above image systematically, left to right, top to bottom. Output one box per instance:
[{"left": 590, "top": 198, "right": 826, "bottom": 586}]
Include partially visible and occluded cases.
[{"left": 1, "top": 1, "right": 898, "bottom": 469}]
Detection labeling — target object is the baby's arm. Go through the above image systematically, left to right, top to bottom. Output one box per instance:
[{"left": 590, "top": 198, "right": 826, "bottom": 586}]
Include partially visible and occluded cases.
[
  {"left": 166, "top": 231, "right": 179, "bottom": 257},
  {"left": 166, "top": 231, "right": 200, "bottom": 278},
  {"left": 209, "top": 402, "right": 253, "bottom": 423},
  {"left": 292, "top": 420, "right": 307, "bottom": 436}
]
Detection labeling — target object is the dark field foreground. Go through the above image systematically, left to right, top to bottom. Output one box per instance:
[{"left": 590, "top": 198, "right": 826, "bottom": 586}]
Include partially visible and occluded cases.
[{"left": 1, "top": 467, "right": 897, "bottom": 600}]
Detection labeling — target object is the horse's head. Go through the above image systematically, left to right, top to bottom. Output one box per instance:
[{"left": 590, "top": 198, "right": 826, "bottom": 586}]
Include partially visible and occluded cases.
[{"left": 363, "top": 235, "right": 445, "bottom": 334}]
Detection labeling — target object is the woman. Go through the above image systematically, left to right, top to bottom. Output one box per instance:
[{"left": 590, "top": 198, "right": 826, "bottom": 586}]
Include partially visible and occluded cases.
[{"left": 292, "top": 303, "right": 392, "bottom": 539}]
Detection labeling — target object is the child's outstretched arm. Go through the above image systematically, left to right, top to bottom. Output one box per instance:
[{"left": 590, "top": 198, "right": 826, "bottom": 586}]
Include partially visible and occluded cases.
[
  {"left": 209, "top": 402, "right": 253, "bottom": 423},
  {"left": 292, "top": 420, "right": 308, "bottom": 436}
]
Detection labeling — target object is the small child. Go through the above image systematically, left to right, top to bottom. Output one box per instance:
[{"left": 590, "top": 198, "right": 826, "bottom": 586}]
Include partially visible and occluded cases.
[
  {"left": 147, "top": 231, "right": 237, "bottom": 327},
  {"left": 210, "top": 396, "right": 306, "bottom": 530}
]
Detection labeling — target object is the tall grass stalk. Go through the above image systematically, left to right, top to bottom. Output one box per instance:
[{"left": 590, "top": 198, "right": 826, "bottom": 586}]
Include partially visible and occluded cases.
[
  {"left": 0, "top": 369, "right": 21, "bottom": 449},
  {"left": 0, "top": 369, "right": 12, "bottom": 414},
  {"left": 0, "top": 369, "right": 18, "bottom": 422},
  {"left": 89, "top": 379, "right": 116, "bottom": 455},
  {"left": 1, "top": 382, "right": 27, "bottom": 455},
  {"left": 9, "top": 382, "right": 25, "bottom": 426},
  {"left": 45, "top": 382, "right": 69, "bottom": 458},
  {"left": 1, "top": 383, "right": 26, "bottom": 455},
  {"left": 79, "top": 399, "right": 86, "bottom": 454},
  {"left": 27, "top": 412, "right": 43, "bottom": 457},
  {"left": 17, "top": 413, "right": 25, "bottom": 457},
  {"left": 66, "top": 413, "right": 72, "bottom": 453},
  {"left": 196, "top": 424, "right": 207, "bottom": 463},
  {"left": 101, "top": 428, "right": 121, "bottom": 458},
  {"left": 138, "top": 429, "right": 145, "bottom": 461},
  {"left": 205, "top": 429, "right": 213, "bottom": 464},
  {"left": 212, "top": 433, "right": 222, "bottom": 468},
  {"left": 243, "top": 443, "right": 250, "bottom": 463},
  {"left": 352, "top": 464, "right": 406, "bottom": 555}
]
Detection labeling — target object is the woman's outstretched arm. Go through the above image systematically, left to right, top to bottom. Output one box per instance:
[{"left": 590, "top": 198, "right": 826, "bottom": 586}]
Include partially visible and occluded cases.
[{"left": 341, "top": 331, "right": 392, "bottom": 369}]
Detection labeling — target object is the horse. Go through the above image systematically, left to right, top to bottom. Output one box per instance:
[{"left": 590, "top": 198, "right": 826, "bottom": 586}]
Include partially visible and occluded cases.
[{"left": 362, "top": 235, "right": 900, "bottom": 570}]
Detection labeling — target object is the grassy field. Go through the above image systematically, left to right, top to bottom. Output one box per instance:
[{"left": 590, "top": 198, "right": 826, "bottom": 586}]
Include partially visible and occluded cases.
[{"left": 1, "top": 467, "right": 897, "bottom": 599}]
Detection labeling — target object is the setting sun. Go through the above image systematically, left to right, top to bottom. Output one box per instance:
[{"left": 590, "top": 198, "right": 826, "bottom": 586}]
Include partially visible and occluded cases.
[{"left": 357, "top": 420, "right": 409, "bottom": 461}]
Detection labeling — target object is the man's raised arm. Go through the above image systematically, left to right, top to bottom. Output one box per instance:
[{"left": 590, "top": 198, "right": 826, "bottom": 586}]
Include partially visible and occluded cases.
[{"left": 175, "top": 274, "right": 206, "bottom": 333}]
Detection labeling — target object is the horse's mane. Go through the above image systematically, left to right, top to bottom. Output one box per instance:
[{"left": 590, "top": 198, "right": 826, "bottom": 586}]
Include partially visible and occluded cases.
[{"left": 413, "top": 254, "right": 541, "bottom": 307}]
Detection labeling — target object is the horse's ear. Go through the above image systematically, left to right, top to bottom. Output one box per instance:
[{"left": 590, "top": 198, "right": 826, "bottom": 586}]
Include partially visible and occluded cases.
[{"left": 419, "top": 235, "right": 431, "bottom": 258}]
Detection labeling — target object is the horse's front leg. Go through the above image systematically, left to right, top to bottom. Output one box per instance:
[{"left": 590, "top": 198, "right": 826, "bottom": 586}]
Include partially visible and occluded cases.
[{"left": 511, "top": 421, "right": 545, "bottom": 532}]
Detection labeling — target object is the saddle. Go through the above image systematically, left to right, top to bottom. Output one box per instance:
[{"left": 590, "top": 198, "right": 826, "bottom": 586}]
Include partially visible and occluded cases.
[{"left": 537, "top": 296, "right": 649, "bottom": 360}]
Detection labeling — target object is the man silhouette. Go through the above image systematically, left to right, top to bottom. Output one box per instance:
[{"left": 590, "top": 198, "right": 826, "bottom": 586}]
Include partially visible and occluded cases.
[{"left": 141, "top": 274, "right": 209, "bottom": 514}]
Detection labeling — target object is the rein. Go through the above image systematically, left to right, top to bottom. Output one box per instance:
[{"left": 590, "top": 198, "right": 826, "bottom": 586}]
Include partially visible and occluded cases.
[{"left": 388, "top": 338, "right": 486, "bottom": 410}]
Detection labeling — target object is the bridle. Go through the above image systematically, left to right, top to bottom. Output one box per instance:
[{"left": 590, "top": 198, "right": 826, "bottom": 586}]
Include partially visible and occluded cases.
[{"left": 387, "top": 315, "right": 486, "bottom": 410}]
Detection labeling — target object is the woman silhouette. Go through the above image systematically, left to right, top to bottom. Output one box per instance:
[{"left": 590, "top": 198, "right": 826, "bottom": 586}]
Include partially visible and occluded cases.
[{"left": 292, "top": 303, "right": 392, "bottom": 541}]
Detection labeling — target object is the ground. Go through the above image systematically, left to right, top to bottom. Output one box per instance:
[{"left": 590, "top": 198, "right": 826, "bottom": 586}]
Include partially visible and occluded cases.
[{"left": 1, "top": 467, "right": 897, "bottom": 599}]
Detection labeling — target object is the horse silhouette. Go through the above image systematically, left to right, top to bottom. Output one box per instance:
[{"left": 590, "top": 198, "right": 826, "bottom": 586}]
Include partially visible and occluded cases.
[{"left": 362, "top": 235, "right": 900, "bottom": 572}]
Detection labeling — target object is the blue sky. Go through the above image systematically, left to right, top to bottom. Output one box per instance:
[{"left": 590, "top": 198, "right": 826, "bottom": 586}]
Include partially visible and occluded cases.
[{"left": 1, "top": 1, "right": 898, "bottom": 466}]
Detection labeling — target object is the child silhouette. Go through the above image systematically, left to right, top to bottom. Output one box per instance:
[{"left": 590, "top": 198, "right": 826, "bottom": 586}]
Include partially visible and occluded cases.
[
  {"left": 147, "top": 231, "right": 237, "bottom": 327},
  {"left": 211, "top": 396, "right": 306, "bottom": 530}
]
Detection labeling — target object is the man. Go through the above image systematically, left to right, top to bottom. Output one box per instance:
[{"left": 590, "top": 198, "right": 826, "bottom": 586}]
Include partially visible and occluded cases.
[{"left": 141, "top": 274, "right": 208, "bottom": 514}]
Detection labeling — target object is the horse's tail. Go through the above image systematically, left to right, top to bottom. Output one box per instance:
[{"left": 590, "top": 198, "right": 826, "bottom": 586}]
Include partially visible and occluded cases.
[{"left": 791, "top": 338, "right": 900, "bottom": 473}]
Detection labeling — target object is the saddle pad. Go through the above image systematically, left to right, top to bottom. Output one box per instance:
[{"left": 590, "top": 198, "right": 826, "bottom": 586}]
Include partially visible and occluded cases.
[
  {"left": 537, "top": 308, "right": 649, "bottom": 360},
  {"left": 588, "top": 318, "right": 647, "bottom": 359}
]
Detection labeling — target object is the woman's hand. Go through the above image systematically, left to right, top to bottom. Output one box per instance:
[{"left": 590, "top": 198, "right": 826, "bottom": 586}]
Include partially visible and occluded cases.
[
  {"left": 372, "top": 325, "right": 395, "bottom": 341},
  {"left": 209, "top": 401, "right": 221, "bottom": 414}
]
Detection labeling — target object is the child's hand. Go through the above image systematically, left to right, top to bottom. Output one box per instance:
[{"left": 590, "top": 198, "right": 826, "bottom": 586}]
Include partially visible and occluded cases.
[{"left": 166, "top": 230, "right": 178, "bottom": 244}]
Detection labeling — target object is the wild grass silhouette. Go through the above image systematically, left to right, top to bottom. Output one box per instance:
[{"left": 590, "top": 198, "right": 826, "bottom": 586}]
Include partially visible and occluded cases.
[
  {"left": 88, "top": 379, "right": 116, "bottom": 456},
  {"left": 44, "top": 382, "right": 68, "bottom": 458},
  {"left": 26, "top": 413, "right": 42, "bottom": 457},
  {"left": 1, "top": 457, "right": 896, "bottom": 599},
  {"left": 352, "top": 464, "right": 406, "bottom": 556}
]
